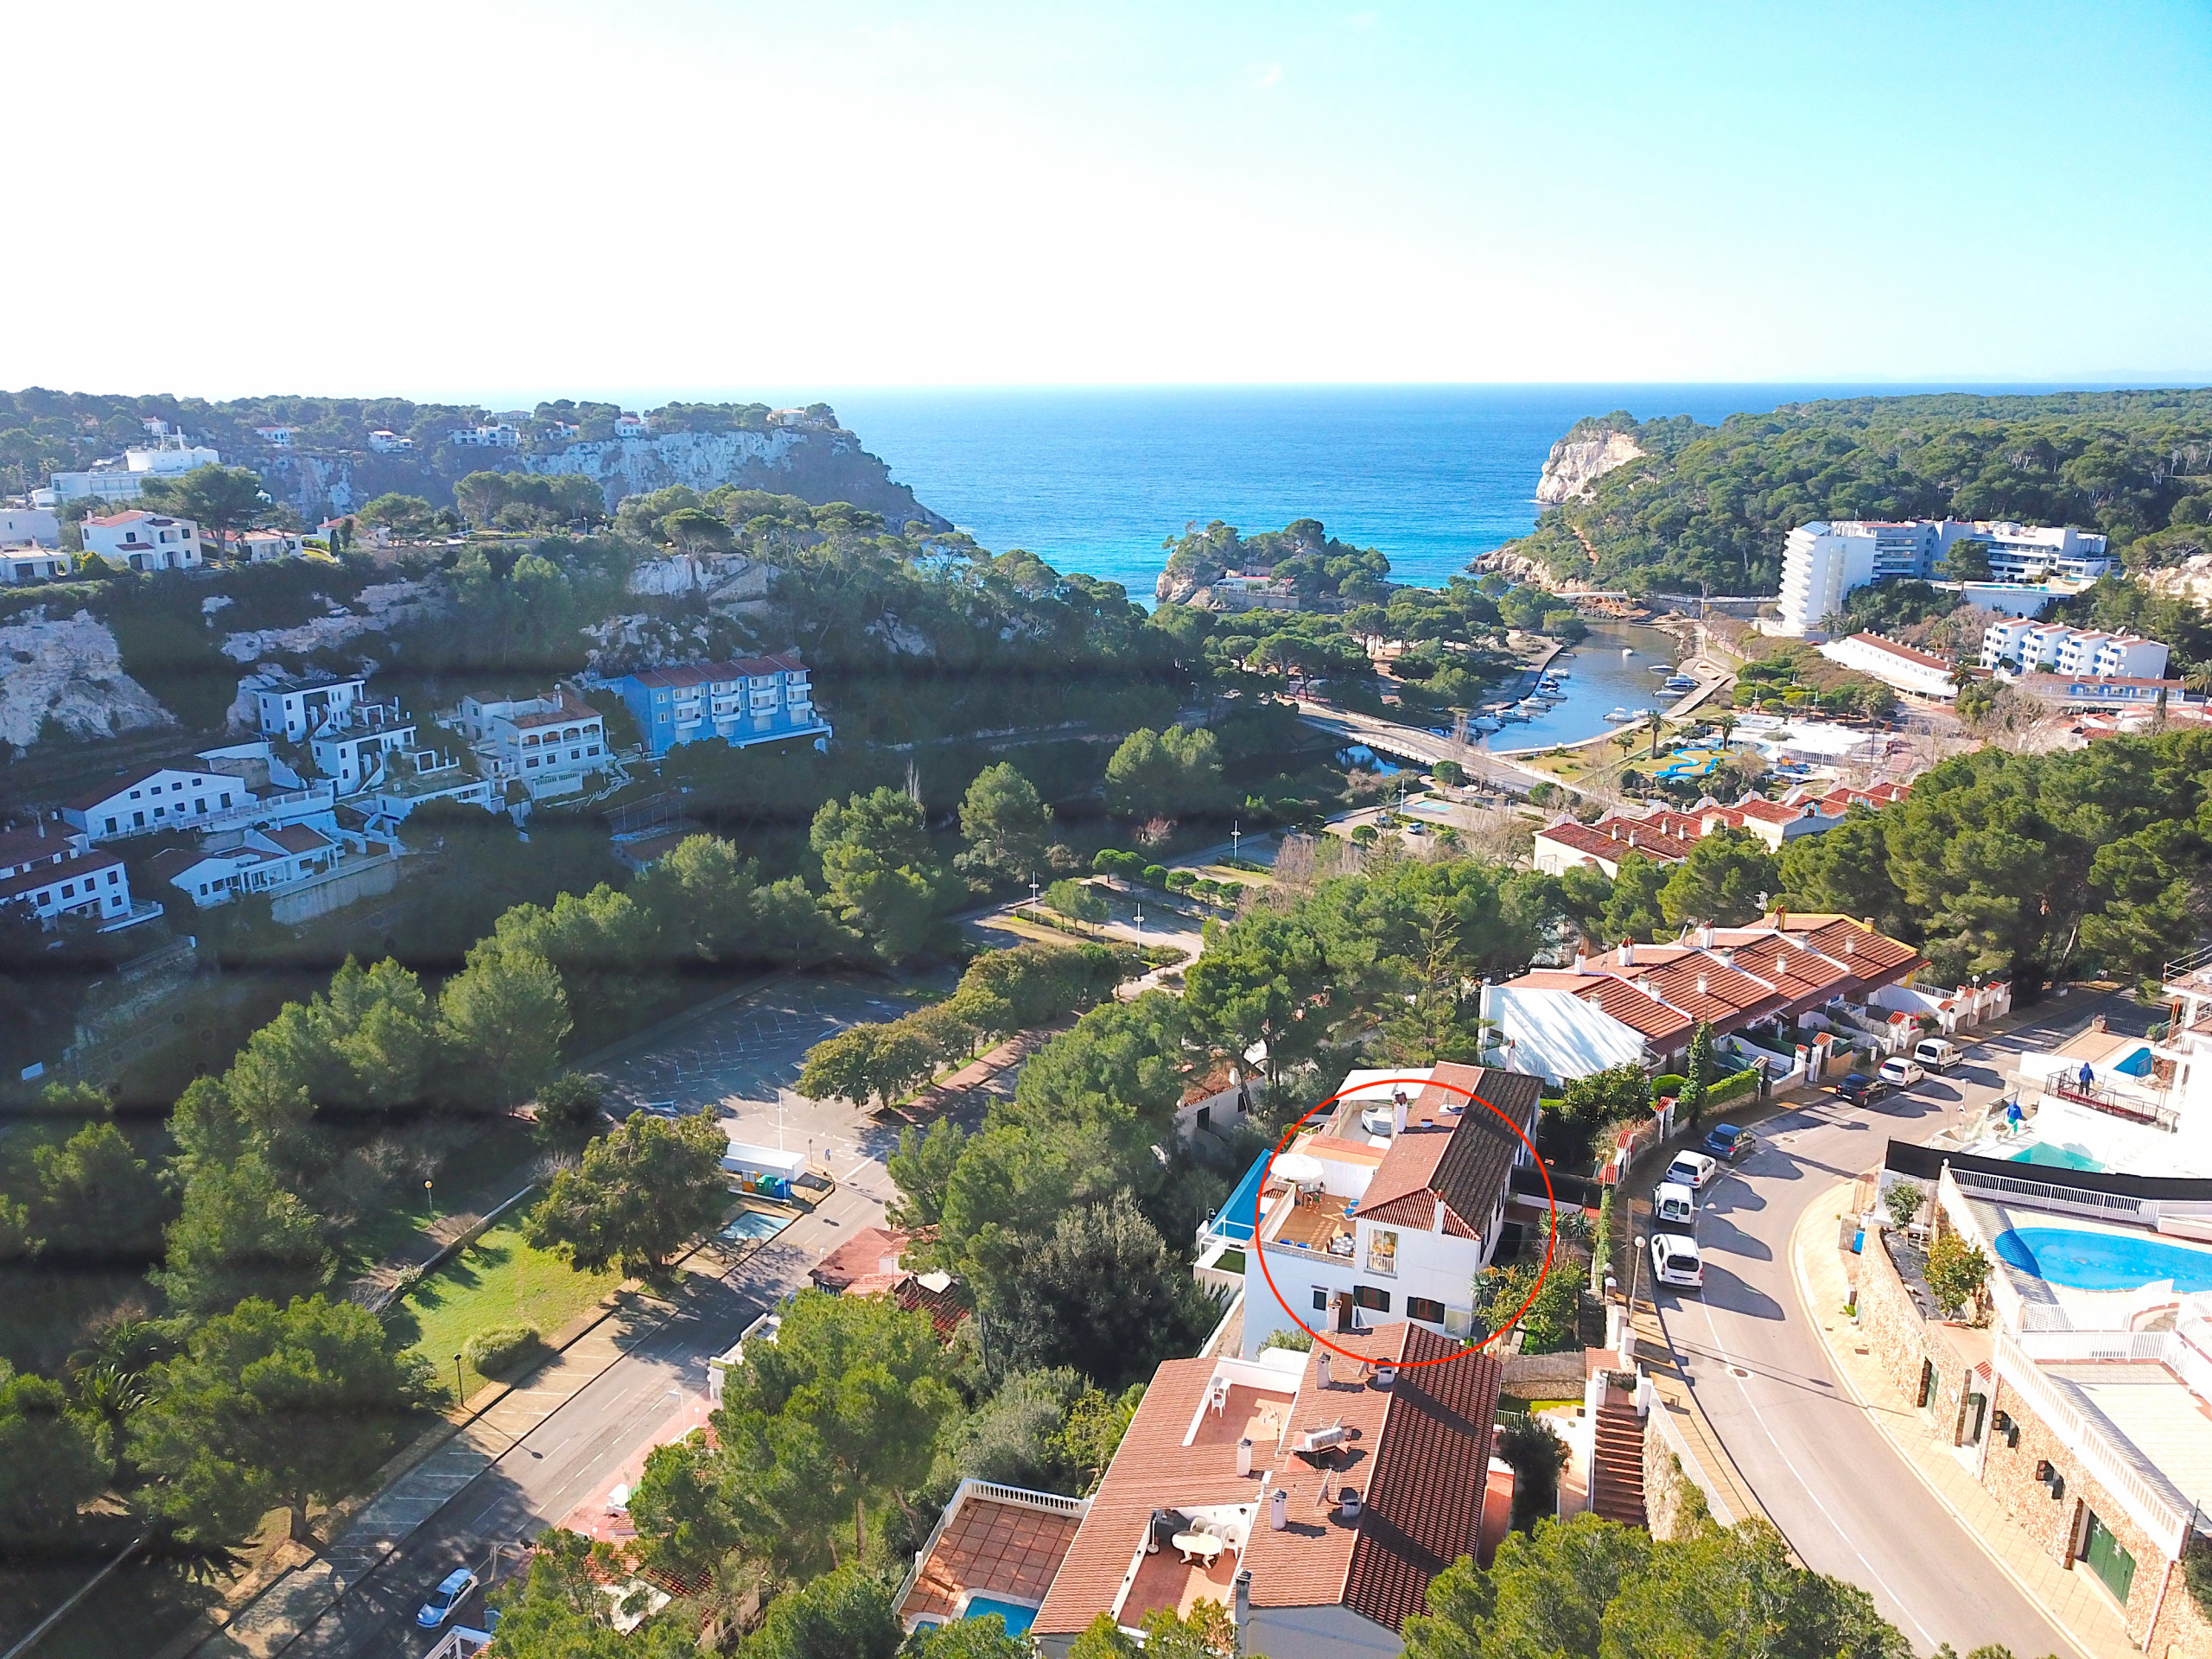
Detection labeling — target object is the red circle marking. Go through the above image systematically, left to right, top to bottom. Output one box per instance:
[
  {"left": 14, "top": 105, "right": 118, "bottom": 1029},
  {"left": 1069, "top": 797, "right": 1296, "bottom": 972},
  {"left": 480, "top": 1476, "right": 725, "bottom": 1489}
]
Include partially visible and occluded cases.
[{"left": 1248, "top": 1074, "right": 1557, "bottom": 1367}]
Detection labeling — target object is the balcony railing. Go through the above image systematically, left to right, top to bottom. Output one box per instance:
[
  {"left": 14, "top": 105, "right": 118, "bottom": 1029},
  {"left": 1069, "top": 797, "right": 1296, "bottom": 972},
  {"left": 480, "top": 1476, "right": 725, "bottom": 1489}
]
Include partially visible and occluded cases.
[{"left": 2038, "top": 1077, "right": 2179, "bottom": 1133}]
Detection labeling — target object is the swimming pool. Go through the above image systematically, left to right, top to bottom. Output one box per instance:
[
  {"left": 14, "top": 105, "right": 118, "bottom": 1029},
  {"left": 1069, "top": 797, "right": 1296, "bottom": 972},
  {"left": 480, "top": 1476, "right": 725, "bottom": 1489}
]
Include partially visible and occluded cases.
[
  {"left": 2007, "top": 1142, "right": 2105, "bottom": 1173},
  {"left": 720, "top": 1210, "right": 794, "bottom": 1243},
  {"left": 1993, "top": 1226, "right": 2212, "bottom": 1293},
  {"left": 960, "top": 1597, "right": 1039, "bottom": 1634}
]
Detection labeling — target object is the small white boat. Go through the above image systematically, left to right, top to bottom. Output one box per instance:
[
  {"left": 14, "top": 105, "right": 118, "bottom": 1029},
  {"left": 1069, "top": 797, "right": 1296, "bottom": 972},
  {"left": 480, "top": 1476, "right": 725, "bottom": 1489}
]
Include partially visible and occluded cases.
[
  {"left": 1621, "top": 646, "right": 1635, "bottom": 658},
  {"left": 1648, "top": 663, "right": 1675, "bottom": 675},
  {"left": 1663, "top": 675, "right": 1697, "bottom": 692},
  {"left": 1515, "top": 698, "right": 1549, "bottom": 715},
  {"left": 1605, "top": 707, "right": 1633, "bottom": 721},
  {"left": 1471, "top": 715, "right": 1502, "bottom": 734}
]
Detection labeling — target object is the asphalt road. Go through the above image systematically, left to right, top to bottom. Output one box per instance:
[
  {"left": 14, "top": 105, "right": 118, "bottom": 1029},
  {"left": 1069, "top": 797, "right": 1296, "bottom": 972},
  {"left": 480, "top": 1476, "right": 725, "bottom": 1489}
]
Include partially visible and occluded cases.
[{"left": 1652, "top": 993, "right": 2140, "bottom": 1658}]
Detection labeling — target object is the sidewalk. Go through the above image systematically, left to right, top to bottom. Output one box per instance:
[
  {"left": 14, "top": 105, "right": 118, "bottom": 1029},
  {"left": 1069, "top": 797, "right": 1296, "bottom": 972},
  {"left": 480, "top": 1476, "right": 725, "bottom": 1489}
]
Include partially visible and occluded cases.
[{"left": 1789, "top": 1181, "right": 2133, "bottom": 1659}]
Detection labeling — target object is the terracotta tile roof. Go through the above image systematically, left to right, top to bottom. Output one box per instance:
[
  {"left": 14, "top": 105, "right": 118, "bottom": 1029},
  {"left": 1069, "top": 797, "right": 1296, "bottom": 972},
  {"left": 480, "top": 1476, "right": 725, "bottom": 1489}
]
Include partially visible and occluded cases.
[
  {"left": 1846, "top": 632, "right": 1955, "bottom": 672},
  {"left": 623, "top": 653, "right": 806, "bottom": 691},
  {"left": 510, "top": 691, "right": 602, "bottom": 730},
  {"left": 60, "top": 761, "right": 211, "bottom": 812},
  {"left": 1732, "top": 797, "right": 1808, "bottom": 826},
  {"left": 1641, "top": 809, "right": 1708, "bottom": 842},
  {"left": 1587, "top": 817, "right": 1697, "bottom": 862},
  {"left": 1533, "top": 821, "right": 1629, "bottom": 864},
  {"left": 261, "top": 823, "right": 334, "bottom": 855},
  {"left": 0, "top": 826, "right": 73, "bottom": 873},
  {"left": 1777, "top": 913, "right": 1924, "bottom": 993},
  {"left": 1707, "top": 931, "right": 1851, "bottom": 1012},
  {"left": 1636, "top": 953, "right": 1785, "bottom": 1028},
  {"left": 1571, "top": 975, "right": 1694, "bottom": 1045},
  {"left": 1357, "top": 1065, "right": 1541, "bottom": 1236},
  {"left": 809, "top": 1225, "right": 912, "bottom": 1292},
  {"left": 1033, "top": 1326, "right": 1502, "bottom": 1641}
]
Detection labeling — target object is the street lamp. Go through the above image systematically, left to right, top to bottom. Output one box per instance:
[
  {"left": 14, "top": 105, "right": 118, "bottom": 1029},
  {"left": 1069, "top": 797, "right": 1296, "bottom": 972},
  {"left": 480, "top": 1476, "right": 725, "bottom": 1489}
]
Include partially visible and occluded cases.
[
  {"left": 1231, "top": 820, "right": 1241, "bottom": 862},
  {"left": 1028, "top": 880, "right": 1039, "bottom": 915},
  {"left": 424, "top": 1178, "right": 434, "bottom": 1216},
  {"left": 1627, "top": 1235, "right": 1646, "bottom": 1316},
  {"left": 454, "top": 1352, "right": 466, "bottom": 1409}
]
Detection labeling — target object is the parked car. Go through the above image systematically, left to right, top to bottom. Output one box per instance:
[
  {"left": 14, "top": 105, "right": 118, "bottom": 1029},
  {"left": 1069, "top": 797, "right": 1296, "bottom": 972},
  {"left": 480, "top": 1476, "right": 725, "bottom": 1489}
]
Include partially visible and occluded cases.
[
  {"left": 1913, "top": 1038, "right": 1964, "bottom": 1073},
  {"left": 1877, "top": 1056, "right": 1926, "bottom": 1089},
  {"left": 1834, "top": 1071, "right": 1890, "bottom": 1106},
  {"left": 1702, "top": 1123, "right": 1756, "bottom": 1162},
  {"left": 1663, "top": 1150, "right": 1720, "bottom": 1190},
  {"left": 1652, "top": 1180, "right": 1697, "bottom": 1227},
  {"left": 1649, "top": 1232, "right": 1704, "bottom": 1289},
  {"left": 416, "top": 1568, "right": 479, "bottom": 1629}
]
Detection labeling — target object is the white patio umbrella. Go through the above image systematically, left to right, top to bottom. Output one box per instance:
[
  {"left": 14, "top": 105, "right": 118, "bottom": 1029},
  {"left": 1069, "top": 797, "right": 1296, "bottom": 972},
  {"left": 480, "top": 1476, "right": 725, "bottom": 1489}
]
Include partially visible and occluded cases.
[{"left": 1274, "top": 1152, "right": 1326, "bottom": 1185}]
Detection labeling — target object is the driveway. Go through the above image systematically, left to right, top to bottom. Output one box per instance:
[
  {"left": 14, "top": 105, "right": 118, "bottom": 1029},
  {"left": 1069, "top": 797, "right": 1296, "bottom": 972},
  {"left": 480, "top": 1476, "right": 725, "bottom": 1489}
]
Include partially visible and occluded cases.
[{"left": 1649, "top": 995, "right": 2138, "bottom": 1658}]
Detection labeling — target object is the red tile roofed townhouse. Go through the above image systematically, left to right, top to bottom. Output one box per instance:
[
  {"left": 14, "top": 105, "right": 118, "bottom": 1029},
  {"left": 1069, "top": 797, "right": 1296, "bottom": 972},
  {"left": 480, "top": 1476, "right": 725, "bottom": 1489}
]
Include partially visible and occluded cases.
[
  {"left": 79, "top": 508, "right": 203, "bottom": 571},
  {"left": 1530, "top": 817, "right": 1690, "bottom": 879},
  {"left": 1770, "top": 911, "right": 1924, "bottom": 999},
  {"left": 1701, "top": 926, "right": 1853, "bottom": 1017},
  {"left": 1239, "top": 1065, "right": 1541, "bottom": 1357},
  {"left": 806, "top": 1224, "right": 968, "bottom": 1341},
  {"left": 1030, "top": 1325, "right": 1509, "bottom": 1657},
  {"left": 896, "top": 1477, "right": 1090, "bottom": 1637}
]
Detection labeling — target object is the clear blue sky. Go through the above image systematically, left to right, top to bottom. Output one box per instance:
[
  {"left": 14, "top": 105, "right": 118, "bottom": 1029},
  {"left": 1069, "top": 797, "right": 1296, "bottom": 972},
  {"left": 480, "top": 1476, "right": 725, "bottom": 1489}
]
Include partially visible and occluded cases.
[{"left": 5, "top": 0, "right": 2208, "bottom": 395}]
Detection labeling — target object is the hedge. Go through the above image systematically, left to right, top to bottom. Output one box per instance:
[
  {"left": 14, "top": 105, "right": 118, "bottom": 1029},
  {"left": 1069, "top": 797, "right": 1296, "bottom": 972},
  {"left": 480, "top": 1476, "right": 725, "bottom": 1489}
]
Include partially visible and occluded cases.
[
  {"left": 1705, "top": 1068, "right": 1760, "bottom": 1107},
  {"left": 461, "top": 1320, "right": 548, "bottom": 1378}
]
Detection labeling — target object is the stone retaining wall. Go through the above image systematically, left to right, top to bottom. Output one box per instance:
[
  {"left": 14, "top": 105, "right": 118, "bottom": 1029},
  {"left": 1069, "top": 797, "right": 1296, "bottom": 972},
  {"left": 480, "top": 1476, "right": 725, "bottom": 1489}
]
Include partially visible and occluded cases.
[{"left": 1847, "top": 1216, "right": 1980, "bottom": 1449}]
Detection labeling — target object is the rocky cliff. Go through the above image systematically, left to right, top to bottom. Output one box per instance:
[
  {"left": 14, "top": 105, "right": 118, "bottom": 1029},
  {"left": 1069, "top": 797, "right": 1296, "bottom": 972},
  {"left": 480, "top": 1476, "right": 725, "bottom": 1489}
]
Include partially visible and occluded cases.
[
  {"left": 261, "top": 424, "right": 951, "bottom": 530},
  {"left": 1535, "top": 429, "right": 1644, "bottom": 505},
  {"left": 0, "top": 608, "right": 175, "bottom": 751}
]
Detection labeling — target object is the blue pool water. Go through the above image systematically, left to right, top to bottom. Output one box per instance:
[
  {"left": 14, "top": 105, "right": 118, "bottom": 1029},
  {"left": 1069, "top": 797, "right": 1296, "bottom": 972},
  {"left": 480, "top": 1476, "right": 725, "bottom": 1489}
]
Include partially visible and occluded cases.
[
  {"left": 2007, "top": 1143, "right": 2104, "bottom": 1173},
  {"left": 1206, "top": 1151, "right": 1272, "bottom": 1243},
  {"left": 720, "top": 1210, "right": 794, "bottom": 1243},
  {"left": 1993, "top": 1227, "right": 2212, "bottom": 1293},
  {"left": 961, "top": 1599, "right": 1039, "bottom": 1635}
]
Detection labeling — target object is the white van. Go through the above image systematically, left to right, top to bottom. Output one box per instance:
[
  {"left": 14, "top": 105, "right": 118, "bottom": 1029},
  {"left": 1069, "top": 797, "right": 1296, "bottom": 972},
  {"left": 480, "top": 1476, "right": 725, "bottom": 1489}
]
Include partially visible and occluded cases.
[
  {"left": 1913, "top": 1037, "right": 1964, "bottom": 1073},
  {"left": 1653, "top": 1181, "right": 1697, "bottom": 1227},
  {"left": 1650, "top": 1233, "right": 1703, "bottom": 1290}
]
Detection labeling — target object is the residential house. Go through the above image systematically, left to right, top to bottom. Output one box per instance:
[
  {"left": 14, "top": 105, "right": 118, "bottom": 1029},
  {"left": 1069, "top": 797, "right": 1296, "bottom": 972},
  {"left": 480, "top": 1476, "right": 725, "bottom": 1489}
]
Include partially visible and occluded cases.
[
  {"left": 613, "top": 413, "right": 650, "bottom": 438},
  {"left": 448, "top": 423, "right": 521, "bottom": 448},
  {"left": 254, "top": 424, "right": 294, "bottom": 447},
  {"left": 365, "top": 430, "right": 414, "bottom": 453},
  {"left": 79, "top": 509, "right": 203, "bottom": 572},
  {"left": 238, "top": 529, "right": 305, "bottom": 563},
  {"left": 3, "top": 546, "right": 69, "bottom": 583},
  {"left": 1818, "top": 632, "right": 1959, "bottom": 701},
  {"left": 609, "top": 655, "right": 829, "bottom": 759},
  {"left": 257, "top": 676, "right": 365, "bottom": 741},
  {"left": 453, "top": 690, "right": 608, "bottom": 800},
  {"left": 308, "top": 697, "right": 420, "bottom": 796},
  {"left": 63, "top": 762, "right": 257, "bottom": 842},
  {"left": 1530, "top": 817, "right": 1693, "bottom": 879},
  {"left": 0, "top": 819, "right": 158, "bottom": 932},
  {"left": 151, "top": 823, "right": 345, "bottom": 909},
  {"left": 1483, "top": 913, "right": 1924, "bottom": 1084},
  {"left": 1238, "top": 1064, "right": 1541, "bottom": 1357},
  {"left": 807, "top": 1225, "right": 967, "bottom": 1341},
  {"left": 1030, "top": 1325, "right": 1510, "bottom": 1658},
  {"left": 895, "top": 1478, "right": 1090, "bottom": 1640}
]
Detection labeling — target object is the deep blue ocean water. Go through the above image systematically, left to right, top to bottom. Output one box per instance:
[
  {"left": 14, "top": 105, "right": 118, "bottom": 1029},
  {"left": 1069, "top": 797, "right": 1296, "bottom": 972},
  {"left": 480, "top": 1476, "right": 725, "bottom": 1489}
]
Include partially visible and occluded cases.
[{"left": 825, "top": 385, "right": 2088, "bottom": 601}]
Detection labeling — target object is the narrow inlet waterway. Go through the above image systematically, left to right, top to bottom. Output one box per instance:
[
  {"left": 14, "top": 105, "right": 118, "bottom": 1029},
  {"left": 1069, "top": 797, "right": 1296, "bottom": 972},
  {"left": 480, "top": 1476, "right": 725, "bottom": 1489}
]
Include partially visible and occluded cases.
[{"left": 1484, "top": 620, "right": 1688, "bottom": 753}]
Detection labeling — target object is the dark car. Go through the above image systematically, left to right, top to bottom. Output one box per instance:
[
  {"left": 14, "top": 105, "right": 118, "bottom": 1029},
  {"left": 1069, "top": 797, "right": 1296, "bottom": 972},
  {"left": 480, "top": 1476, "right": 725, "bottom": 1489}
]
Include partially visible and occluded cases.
[
  {"left": 1835, "top": 1072, "right": 1890, "bottom": 1106},
  {"left": 1702, "top": 1123, "right": 1756, "bottom": 1162}
]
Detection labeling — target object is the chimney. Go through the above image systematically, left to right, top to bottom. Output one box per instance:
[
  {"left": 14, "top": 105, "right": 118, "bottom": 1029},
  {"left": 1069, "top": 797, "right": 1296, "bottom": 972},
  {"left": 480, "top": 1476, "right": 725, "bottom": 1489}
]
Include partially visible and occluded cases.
[
  {"left": 1776, "top": 906, "right": 1788, "bottom": 931},
  {"left": 1700, "top": 923, "right": 1714, "bottom": 949},
  {"left": 1845, "top": 936, "right": 1856, "bottom": 957},
  {"left": 1620, "top": 938, "right": 1636, "bottom": 966},
  {"left": 1573, "top": 951, "right": 1588, "bottom": 976},
  {"left": 1696, "top": 973, "right": 1709, "bottom": 995},
  {"left": 1637, "top": 976, "right": 1656, "bottom": 1000},
  {"left": 1394, "top": 1099, "right": 1408, "bottom": 1135},
  {"left": 1433, "top": 1197, "right": 1447, "bottom": 1233},
  {"left": 1316, "top": 1350, "right": 1332, "bottom": 1389},
  {"left": 1374, "top": 1362, "right": 1396, "bottom": 1389},
  {"left": 1236, "top": 1436, "right": 1253, "bottom": 1477},
  {"left": 1339, "top": 1486, "right": 1363, "bottom": 1521},
  {"left": 1268, "top": 1487, "right": 1287, "bottom": 1530},
  {"left": 1235, "top": 1568, "right": 1252, "bottom": 1627}
]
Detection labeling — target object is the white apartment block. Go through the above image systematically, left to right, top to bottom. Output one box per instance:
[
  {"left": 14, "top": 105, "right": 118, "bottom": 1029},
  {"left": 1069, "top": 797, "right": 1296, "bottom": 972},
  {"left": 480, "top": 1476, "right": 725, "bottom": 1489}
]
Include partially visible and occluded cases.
[
  {"left": 448, "top": 423, "right": 520, "bottom": 448},
  {"left": 79, "top": 510, "right": 203, "bottom": 572},
  {"left": 1776, "top": 518, "right": 2113, "bottom": 637},
  {"left": 1980, "top": 619, "right": 2169, "bottom": 679},
  {"left": 1817, "top": 632, "right": 1960, "bottom": 700},
  {"left": 257, "top": 676, "right": 365, "bottom": 741},
  {"left": 453, "top": 690, "right": 607, "bottom": 800},
  {"left": 309, "top": 698, "right": 419, "bottom": 795},
  {"left": 61, "top": 764, "right": 255, "bottom": 842},
  {"left": 0, "top": 820, "right": 157, "bottom": 932}
]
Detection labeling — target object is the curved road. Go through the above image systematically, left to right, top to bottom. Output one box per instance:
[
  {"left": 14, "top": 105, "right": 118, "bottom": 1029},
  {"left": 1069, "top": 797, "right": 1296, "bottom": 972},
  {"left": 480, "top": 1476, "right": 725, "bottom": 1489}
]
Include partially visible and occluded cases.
[{"left": 1649, "top": 1000, "right": 2140, "bottom": 1659}]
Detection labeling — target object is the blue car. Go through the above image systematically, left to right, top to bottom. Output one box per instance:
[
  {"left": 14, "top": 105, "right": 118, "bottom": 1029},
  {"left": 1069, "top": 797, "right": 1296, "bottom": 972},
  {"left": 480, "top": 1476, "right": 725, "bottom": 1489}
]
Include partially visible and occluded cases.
[
  {"left": 1702, "top": 1123, "right": 1756, "bottom": 1162},
  {"left": 416, "top": 1567, "right": 478, "bottom": 1629}
]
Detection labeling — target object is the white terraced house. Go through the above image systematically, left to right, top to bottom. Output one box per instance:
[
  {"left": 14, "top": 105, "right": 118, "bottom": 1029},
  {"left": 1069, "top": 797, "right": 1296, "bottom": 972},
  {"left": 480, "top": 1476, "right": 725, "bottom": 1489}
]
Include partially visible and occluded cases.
[
  {"left": 256, "top": 676, "right": 365, "bottom": 741},
  {"left": 0, "top": 820, "right": 157, "bottom": 932},
  {"left": 150, "top": 823, "right": 347, "bottom": 910}
]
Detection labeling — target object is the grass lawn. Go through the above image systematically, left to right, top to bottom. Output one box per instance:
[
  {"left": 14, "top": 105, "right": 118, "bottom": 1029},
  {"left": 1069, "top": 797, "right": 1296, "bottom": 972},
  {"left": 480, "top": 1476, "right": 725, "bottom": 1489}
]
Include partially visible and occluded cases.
[
  {"left": 338, "top": 1115, "right": 541, "bottom": 1278},
  {"left": 394, "top": 1220, "right": 623, "bottom": 1402}
]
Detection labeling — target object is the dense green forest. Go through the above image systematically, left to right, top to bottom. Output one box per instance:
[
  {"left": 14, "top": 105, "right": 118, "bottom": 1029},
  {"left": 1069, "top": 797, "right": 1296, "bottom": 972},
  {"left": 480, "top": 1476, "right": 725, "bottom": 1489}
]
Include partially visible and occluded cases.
[{"left": 1509, "top": 387, "right": 2212, "bottom": 594}]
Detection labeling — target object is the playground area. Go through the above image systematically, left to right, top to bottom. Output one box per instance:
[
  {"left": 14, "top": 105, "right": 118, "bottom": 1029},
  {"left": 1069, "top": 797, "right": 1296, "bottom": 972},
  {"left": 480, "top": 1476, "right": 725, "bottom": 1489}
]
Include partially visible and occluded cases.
[{"left": 1651, "top": 744, "right": 1736, "bottom": 780}]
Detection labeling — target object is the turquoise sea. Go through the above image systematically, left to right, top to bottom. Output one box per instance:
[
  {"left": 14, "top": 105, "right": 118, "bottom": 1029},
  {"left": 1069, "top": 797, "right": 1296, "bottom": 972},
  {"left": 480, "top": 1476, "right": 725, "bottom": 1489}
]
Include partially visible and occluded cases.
[{"left": 826, "top": 385, "right": 2096, "bottom": 601}]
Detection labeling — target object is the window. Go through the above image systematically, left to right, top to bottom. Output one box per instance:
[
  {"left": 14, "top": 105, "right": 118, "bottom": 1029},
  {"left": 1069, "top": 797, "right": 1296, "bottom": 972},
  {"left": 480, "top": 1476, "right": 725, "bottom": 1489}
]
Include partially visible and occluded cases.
[
  {"left": 171, "top": 782, "right": 182, "bottom": 792},
  {"left": 130, "top": 789, "right": 142, "bottom": 800},
  {"left": 133, "top": 812, "right": 144, "bottom": 828},
  {"left": 104, "top": 817, "right": 118, "bottom": 834},
  {"left": 105, "top": 872, "right": 117, "bottom": 885},
  {"left": 60, "top": 884, "right": 73, "bottom": 899},
  {"left": 1365, "top": 1228, "right": 1399, "bottom": 1274},
  {"left": 1353, "top": 1286, "right": 1391, "bottom": 1313},
  {"left": 1312, "top": 1288, "right": 1329, "bottom": 1313},
  {"left": 1408, "top": 1297, "right": 1446, "bottom": 1325}
]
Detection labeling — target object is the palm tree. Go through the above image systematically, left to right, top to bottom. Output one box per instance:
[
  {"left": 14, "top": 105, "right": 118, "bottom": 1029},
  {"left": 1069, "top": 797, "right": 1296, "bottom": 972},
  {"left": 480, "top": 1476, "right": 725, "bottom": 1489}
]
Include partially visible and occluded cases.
[
  {"left": 1645, "top": 706, "right": 1667, "bottom": 760},
  {"left": 1713, "top": 710, "right": 1738, "bottom": 748}
]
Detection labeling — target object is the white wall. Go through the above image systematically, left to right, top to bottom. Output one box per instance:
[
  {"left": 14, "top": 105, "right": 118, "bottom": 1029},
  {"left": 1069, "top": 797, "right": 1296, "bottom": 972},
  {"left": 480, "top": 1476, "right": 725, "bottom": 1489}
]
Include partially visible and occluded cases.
[{"left": 1483, "top": 984, "right": 1644, "bottom": 1084}]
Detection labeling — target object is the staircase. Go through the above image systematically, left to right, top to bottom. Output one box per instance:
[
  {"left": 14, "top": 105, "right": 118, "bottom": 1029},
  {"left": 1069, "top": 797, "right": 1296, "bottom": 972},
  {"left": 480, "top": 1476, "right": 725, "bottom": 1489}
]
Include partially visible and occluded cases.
[{"left": 1589, "top": 1393, "right": 1649, "bottom": 1529}]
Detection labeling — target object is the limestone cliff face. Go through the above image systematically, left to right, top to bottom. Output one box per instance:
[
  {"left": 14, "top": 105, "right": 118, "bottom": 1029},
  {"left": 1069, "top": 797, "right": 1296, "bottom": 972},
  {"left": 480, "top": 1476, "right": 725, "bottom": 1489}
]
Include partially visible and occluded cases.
[
  {"left": 261, "top": 425, "right": 952, "bottom": 530},
  {"left": 1535, "top": 429, "right": 1644, "bottom": 505},
  {"left": 2142, "top": 550, "right": 2212, "bottom": 607},
  {"left": 0, "top": 608, "right": 175, "bottom": 750}
]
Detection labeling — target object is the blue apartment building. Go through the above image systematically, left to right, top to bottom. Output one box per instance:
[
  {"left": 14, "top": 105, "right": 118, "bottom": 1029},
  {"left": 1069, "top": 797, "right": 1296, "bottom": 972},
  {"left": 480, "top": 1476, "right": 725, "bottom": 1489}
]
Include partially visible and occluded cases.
[{"left": 610, "top": 654, "right": 830, "bottom": 759}]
